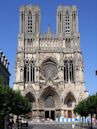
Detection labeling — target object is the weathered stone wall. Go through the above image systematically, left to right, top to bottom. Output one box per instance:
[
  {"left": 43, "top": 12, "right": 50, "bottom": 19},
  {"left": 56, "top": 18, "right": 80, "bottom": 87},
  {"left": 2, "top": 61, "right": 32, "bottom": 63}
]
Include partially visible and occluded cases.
[{"left": 13, "top": 5, "right": 88, "bottom": 120}]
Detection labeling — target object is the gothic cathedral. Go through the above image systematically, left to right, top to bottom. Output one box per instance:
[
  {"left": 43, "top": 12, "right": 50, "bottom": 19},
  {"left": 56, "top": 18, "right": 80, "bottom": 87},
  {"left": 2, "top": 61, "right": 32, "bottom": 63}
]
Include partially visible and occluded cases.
[{"left": 14, "top": 5, "right": 88, "bottom": 122}]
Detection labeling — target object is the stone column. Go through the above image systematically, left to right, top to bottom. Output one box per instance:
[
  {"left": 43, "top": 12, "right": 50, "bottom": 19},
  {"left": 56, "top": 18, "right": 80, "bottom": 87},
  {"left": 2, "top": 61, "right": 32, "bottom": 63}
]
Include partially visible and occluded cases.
[
  {"left": 68, "top": 63, "right": 70, "bottom": 82},
  {"left": 59, "top": 110, "right": 64, "bottom": 122},
  {"left": 61, "top": 110, "right": 64, "bottom": 116},
  {"left": 66, "top": 110, "right": 68, "bottom": 118},
  {"left": 49, "top": 111, "right": 51, "bottom": 119}
]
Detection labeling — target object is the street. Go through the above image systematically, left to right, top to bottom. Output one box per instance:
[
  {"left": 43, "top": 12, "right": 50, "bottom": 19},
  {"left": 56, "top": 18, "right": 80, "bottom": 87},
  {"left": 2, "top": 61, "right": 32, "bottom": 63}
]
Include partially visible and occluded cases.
[{"left": 28, "top": 123, "right": 74, "bottom": 129}]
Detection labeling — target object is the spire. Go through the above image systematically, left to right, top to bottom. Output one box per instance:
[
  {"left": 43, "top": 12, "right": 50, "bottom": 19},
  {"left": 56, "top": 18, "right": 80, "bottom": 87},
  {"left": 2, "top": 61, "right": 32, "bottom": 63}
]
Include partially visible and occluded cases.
[
  {"left": 44, "top": 25, "right": 52, "bottom": 38},
  {"left": 47, "top": 25, "right": 51, "bottom": 34}
]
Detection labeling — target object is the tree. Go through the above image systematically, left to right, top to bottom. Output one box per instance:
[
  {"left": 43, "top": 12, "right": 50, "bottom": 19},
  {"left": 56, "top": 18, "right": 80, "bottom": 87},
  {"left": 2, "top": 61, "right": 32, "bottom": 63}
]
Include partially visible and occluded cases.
[
  {"left": 0, "top": 84, "right": 32, "bottom": 129},
  {"left": 10, "top": 90, "right": 32, "bottom": 116},
  {"left": 74, "top": 93, "right": 97, "bottom": 129},
  {"left": 95, "top": 93, "right": 97, "bottom": 116},
  {"left": 86, "top": 95, "right": 97, "bottom": 129},
  {"left": 74, "top": 99, "right": 89, "bottom": 123}
]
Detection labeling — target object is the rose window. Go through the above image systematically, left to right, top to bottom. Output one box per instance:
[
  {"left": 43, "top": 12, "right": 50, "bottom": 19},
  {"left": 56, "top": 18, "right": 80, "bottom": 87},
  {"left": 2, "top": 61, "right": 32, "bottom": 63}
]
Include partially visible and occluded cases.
[
  {"left": 40, "top": 59, "right": 58, "bottom": 79},
  {"left": 45, "top": 95, "right": 55, "bottom": 107}
]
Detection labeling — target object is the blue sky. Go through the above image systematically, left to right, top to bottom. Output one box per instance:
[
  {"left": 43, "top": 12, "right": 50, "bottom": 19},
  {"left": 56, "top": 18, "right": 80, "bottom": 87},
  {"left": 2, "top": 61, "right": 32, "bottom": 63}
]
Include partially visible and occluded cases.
[{"left": 0, "top": 0, "right": 97, "bottom": 95}]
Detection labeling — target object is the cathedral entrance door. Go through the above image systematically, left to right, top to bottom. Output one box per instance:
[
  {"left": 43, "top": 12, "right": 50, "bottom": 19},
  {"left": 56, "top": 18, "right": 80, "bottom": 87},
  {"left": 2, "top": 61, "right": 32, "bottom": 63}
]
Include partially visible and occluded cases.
[
  {"left": 45, "top": 110, "right": 55, "bottom": 120},
  {"left": 51, "top": 110, "right": 55, "bottom": 120},
  {"left": 68, "top": 110, "right": 72, "bottom": 118},
  {"left": 45, "top": 111, "right": 49, "bottom": 118}
]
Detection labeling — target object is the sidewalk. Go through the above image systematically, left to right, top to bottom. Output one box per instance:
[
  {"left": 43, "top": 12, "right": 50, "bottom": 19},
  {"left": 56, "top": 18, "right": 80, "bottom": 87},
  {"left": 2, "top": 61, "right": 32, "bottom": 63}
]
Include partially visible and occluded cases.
[{"left": 75, "top": 124, "right": 97, "bottom": 129}]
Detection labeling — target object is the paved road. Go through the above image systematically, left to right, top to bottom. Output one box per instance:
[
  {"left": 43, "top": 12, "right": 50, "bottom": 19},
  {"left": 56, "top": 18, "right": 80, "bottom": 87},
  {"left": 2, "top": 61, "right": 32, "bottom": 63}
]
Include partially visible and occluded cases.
[{"left": 28, "top": 124, "right": 73, "bottom": 129}]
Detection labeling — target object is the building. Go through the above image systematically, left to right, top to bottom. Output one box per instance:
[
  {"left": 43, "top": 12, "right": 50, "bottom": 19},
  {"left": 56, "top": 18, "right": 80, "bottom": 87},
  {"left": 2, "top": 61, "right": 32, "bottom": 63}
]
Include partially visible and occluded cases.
[
  {"left": 13, "top": 5, "right": 88, "bottom": 122},
  {"left": 0, "top": 50, "right": 10, "bottom": 86}
]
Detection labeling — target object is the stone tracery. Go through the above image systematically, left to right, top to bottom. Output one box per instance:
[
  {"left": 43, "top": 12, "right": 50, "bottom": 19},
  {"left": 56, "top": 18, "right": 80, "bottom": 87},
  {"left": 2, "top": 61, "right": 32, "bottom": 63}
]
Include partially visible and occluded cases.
[
  {"left": 14, "top": 5, "right": 88, "bottom": 121},
  {"left": 40, "top": 58, "right": 58, "bottom": 80},
  {"left": 24, "top": 59, "right": 35, "bottom": 83},
  {"left": 64, "top": 59, "right": 74, "bottom": 82},
  {"left": 64, "top": 92, "right": 76, "bottom": 108}
]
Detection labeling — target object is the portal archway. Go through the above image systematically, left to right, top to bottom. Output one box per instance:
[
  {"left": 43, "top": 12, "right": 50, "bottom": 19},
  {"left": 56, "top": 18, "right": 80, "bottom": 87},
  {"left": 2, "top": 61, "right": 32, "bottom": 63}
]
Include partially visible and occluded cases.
[
  {"left": 39, "top": 86, "right": 60, "bottom": 120},
  {"left": 25, "top": 92, "right": 36, "bottom": 118},
  {"left": 64, "top": 92, "right": 76, "bottom": 118},
  {"left": 64, "top": 92, "right": 76, "bottom": 108}
]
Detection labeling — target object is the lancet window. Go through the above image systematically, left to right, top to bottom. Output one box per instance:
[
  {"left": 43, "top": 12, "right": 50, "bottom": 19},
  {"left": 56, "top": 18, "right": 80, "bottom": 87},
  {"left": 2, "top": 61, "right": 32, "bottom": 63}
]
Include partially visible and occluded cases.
[
  {"left": 28, "top": 11, "right": 33, "bottom": 33},
  {"left": 65, "top": 11, "right": 70, "bottom": 33},
  {"left": 64, "top": 59, "right": 74, "bottom": 82},
  {"left": 24, "top": 60, "right": 35, "bottom": 83}
]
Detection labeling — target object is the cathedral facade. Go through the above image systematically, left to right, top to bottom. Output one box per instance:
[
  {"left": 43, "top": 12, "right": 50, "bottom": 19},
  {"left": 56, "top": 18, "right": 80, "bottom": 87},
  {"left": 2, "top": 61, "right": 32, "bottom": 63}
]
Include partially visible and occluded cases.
[{"left": 14, "top": 5, "right": 88, "bottom": 122}]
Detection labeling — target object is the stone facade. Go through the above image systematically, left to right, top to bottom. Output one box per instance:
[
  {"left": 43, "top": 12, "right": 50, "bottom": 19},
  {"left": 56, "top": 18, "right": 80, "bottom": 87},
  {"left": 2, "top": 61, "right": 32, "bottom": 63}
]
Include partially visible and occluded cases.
[
  {"left": 13, "top": 5, "right": 88, "bottom": 122},
  {"left": 0, "top": 50, "right": 10, "bottom": 85}
]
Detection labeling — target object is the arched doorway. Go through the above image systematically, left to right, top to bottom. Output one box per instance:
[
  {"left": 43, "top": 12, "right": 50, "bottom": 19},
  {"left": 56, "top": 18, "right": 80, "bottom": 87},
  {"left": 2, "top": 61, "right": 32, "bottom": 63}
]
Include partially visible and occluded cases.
[
  {"left": 39, "top": 86, "right": 60, "bottom": 120},
  {"left": 26, "top": 92, "right": 35, "bottom": 118},
  {"left": 64, "top": 92, "right": 76, "bottom": 118},
  {"left": 45, "top": 95, "right": 55, "bottom": 120}
]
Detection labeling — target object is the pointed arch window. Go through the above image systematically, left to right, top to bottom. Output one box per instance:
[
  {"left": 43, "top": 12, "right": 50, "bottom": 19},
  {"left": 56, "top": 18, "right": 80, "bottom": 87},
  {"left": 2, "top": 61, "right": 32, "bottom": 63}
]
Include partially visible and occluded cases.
[
  {"left": 28, "top": 11, "right": 33, "bottom": 33},
  {"left": 65, "top": 11, "right": 70, "bottom": 33},
  {"left": 59, "top": 13, "right": 62, "bottom": 22},
  {"left": 64, "top": 59, "right": 74, "bottom": 83},
  {"left": 24, "top": 60, "right": 35, "bottom": 83},
  {"left": 24, "top": 60, "right": 29, "bottom": 82},
  {"left": 31, "top": 60, "right": 35, "bottom": 83},
  {"left": 64, "top": 60, "right": 68, "bottom": 82},
  {"left": 69, "top": 60, "right": 74, "bottom": 82}
]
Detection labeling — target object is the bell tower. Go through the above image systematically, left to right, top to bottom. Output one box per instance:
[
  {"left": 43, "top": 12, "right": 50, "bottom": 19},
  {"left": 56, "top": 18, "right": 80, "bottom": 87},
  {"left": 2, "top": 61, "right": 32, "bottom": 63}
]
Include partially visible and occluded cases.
[
  {"left": 19, "top": 5, "right": 40, "bottom": 35},
  {"left": 57, "top": 5, "right": 78, "bottom": 35}
]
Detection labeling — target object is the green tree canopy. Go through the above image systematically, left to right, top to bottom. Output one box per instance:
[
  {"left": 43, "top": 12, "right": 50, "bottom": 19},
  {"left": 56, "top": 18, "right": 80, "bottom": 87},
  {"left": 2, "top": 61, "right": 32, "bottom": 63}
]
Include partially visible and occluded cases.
[
  {"left": 0, "top": 84, "right": 32, "bottom": 117},
  {"left": 74, "top": 93, "right": 97, "bottom": 129},
  {"left": 74, "top": 99, "right": 89, "bottom": 117}
]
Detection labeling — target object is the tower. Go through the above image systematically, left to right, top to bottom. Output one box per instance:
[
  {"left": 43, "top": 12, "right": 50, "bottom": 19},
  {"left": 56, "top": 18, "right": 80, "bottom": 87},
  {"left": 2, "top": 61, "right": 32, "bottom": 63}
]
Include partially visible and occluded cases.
[
  {"left": 14, "top": 5, "right": 88, "bottom": 122},
  {"left": 57, "top": 5, "right": 78, "bottom": 35}
]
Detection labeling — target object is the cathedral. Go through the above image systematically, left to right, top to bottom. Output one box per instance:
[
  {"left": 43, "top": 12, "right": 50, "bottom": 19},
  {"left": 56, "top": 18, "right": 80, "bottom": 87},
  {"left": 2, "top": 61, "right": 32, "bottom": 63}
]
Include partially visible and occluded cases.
[{"left": 13, "top": 5, "right": 88, "bottom": 122}]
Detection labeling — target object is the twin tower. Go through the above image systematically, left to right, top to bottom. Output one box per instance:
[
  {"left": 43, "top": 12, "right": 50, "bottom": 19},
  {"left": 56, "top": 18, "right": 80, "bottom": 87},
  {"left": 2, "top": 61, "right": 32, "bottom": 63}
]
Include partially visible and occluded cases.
[
  {"left": 14, "top": 5, "right": 88, "bottom": 122},
  {"left": 19, "top": 5, "right": 78, "bottom": 36}
]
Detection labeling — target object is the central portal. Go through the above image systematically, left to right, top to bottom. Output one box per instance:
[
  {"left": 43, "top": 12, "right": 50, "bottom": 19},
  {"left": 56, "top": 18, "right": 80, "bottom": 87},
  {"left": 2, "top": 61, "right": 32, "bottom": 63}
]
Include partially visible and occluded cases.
[
  {"left": 39, "top": 86, "right": 60, "bottom": 121},
  {"left": 45, "top": 110, "right": 55, "bottom": 120}
]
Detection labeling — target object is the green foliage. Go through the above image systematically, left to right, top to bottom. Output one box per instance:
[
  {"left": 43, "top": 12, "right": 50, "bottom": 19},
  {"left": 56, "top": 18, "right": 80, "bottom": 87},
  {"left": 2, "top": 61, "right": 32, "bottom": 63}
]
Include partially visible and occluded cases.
[
  {"left": 0, "top": 84, "right": 32, "bottom": 117},
  {"left": 10, "top": 91, "right": 32, "bottom": 116},
  {"left": 74, "top": 93, "right": 97, "bottom": 117},
  {"left": 74, "top": 93, "right": 97, "bottom": 129},
  {"left": 86, "top": 95, "right": 97, "bottom": 115},
  {"left": 74, "top": 99, "right": 89, "bottom": 117}
]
